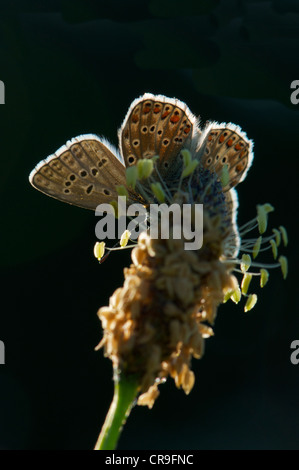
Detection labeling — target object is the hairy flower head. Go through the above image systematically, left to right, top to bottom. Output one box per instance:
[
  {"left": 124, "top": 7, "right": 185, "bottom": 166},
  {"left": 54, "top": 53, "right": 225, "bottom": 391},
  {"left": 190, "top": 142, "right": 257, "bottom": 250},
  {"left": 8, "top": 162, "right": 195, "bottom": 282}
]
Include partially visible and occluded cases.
[{"left": 95, "top": 153, "right": 288, "bottom": 408}]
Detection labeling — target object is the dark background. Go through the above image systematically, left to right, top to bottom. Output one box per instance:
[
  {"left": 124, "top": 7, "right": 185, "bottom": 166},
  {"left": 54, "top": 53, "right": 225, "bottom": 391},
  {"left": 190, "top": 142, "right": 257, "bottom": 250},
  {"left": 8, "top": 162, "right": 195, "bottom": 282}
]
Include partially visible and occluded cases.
[{"left": 0, "top": 0, "right": 298, "bottom": 450}]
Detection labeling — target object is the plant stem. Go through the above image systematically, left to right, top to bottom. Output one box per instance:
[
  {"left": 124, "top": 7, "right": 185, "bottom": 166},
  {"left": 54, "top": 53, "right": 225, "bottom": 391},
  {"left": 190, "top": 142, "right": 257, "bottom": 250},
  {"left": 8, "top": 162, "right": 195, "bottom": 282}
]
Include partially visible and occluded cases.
[{"left": 94, "top": 374, "right": 140, "bottom": 450}]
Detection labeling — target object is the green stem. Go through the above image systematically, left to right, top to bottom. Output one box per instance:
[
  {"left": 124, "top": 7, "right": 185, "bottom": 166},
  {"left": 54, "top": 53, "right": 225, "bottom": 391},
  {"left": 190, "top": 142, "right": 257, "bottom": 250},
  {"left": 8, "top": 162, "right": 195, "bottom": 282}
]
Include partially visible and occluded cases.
[{"left": 94, "top": 374, "right": 140, "bottom": 450}]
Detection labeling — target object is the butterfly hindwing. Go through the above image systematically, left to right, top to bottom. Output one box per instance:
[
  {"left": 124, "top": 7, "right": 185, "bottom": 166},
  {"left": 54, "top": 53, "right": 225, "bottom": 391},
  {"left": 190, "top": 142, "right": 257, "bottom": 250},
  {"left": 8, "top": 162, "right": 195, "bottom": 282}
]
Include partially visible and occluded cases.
[
  {"left": 119, "top": 93, "right": 200, "bottom": 178},
  {"left": 196, "top": 123, "right": 254, "bottom": 191},
  {"left": 29, "top": 134, "right": 135, "bottom": 210}
]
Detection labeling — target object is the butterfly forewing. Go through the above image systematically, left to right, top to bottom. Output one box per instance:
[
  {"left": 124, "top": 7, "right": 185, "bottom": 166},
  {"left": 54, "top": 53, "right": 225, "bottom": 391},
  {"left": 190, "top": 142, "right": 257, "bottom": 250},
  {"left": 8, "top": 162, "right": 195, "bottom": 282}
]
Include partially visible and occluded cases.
[
  {"left": 119, "top": 93, "right": 199, "bottom": 179},
  {"left": 196, "top": 123, "right": 254, "bottom": 192},
  {"left": 29, "top": 135, "right": 132, "bottom": 210}
]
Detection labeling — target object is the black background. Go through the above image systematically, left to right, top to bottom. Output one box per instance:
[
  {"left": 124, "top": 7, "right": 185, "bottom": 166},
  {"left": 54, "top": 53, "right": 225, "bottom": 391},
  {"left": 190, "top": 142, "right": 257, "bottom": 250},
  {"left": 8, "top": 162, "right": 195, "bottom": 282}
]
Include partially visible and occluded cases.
[{"left": 0, "top": 0, "right": 298, "bottom": 450}]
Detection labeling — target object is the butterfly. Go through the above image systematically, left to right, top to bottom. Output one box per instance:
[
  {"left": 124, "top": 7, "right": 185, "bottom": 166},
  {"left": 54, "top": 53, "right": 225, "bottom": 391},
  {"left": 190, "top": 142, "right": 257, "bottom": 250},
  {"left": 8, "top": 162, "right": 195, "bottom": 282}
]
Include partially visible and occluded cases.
[{"left": 29, "top": 92, "right": 254, "bottom": 251}]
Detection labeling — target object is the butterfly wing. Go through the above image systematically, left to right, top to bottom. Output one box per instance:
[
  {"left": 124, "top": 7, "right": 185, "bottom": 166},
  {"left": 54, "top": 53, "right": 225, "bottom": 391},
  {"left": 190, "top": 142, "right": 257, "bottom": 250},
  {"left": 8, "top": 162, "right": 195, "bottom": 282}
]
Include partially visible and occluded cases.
[
  {"left": 119, "top": 93, "right": 200, "bottom": 179},
  {"left": 195, "top": 122, "right": 254, "bottom": 257},
  {"left": 196, "top": 122, "right": 254, "bottom": 192},
  {"left": 29, "top": 134, "right": 137, "bottom": 210}
]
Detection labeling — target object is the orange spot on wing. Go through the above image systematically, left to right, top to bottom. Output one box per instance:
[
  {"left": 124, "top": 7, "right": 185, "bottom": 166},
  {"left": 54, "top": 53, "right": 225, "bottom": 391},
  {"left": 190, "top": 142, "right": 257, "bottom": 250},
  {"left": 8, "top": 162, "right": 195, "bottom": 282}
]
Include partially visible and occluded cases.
[
  {"left": 143, "top": 105, "right": 151, "bottom": 114},
  {"left": 153, "top": 106, "right": 161, "bottom": 113},
  {"left": 161, "top": 110, "right": 170, "bottom": 119},
  {"left": 132, "top": 114, "right": 139, "bottom": 123},
  {"left": 170, "top": 114, "right": 180, "bottom": 123},
  {"left": 184, "top": 127, "right": 191, "bottom": 134},
  {"left": 208, "top": 135, "right": 213, "bottom": 141},
  {"left": 219, "top": 135, "right": 225, "bottom": 143},
  {"left": 227, "top": 138, "right": 233, "bottom": 147},
  {"left": 235, "top": 143, "right": 241, "bottom": 150},
  {"left": 240, "top": 150, "right": 246, "bottom": 157}
]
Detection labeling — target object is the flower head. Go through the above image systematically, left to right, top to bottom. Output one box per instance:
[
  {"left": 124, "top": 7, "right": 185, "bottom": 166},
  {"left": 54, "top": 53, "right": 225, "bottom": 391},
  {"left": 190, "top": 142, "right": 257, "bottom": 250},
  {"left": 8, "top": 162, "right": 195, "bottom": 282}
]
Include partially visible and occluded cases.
[{"left": 95, "top": 152, "right": 288, "bottom": 408}]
